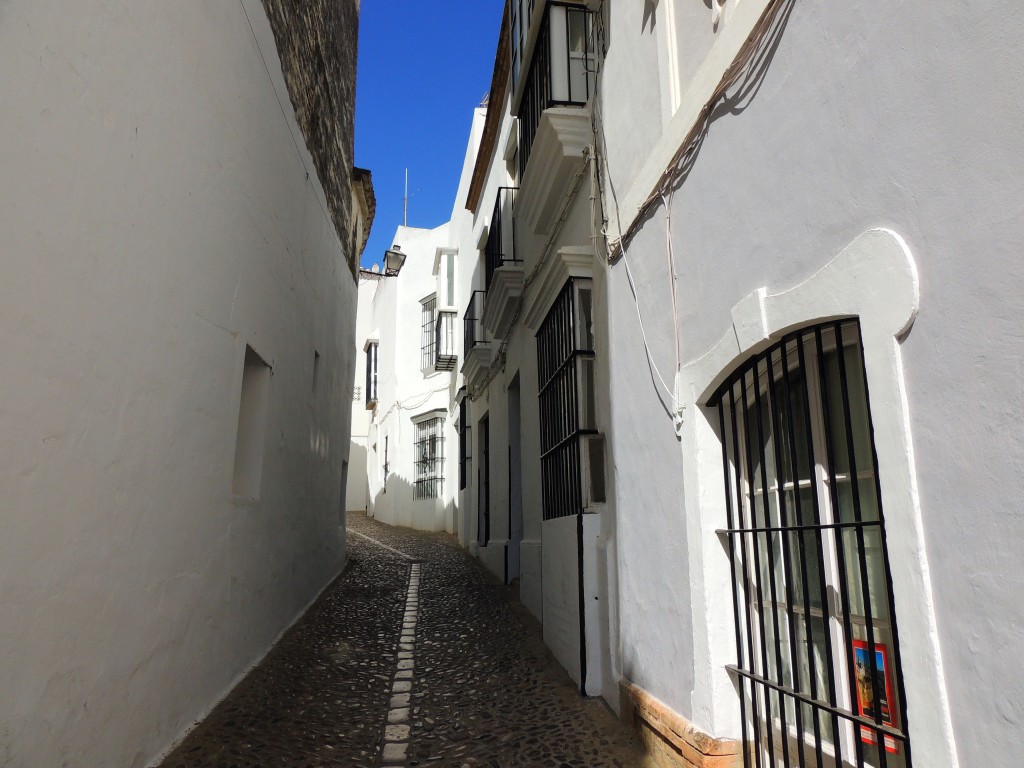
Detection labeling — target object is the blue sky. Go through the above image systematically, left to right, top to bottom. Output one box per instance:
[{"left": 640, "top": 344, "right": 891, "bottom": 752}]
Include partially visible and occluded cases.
[{"left": 355, "top": 2, "right": 504, "bottom": 269}]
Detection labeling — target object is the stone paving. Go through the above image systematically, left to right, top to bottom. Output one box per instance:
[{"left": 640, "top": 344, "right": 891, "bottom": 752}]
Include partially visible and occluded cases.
[{"left": 159, "top": 513, "right": 645, "bottom": 767}]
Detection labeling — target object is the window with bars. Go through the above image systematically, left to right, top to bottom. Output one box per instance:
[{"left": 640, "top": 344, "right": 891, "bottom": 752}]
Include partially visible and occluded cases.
[
  {"left": 515, "top": 3, "right": 595, "bottom": 179},
  {"left": 536, "top": 279, "right": 597, "bottom": 521},
  {"left": 421, "top": 295, "right": 438, "bottom": 370},
  {"left": 712, "top": 320, "right": 910, "bottom": 768},
  {"left": 365, "top": 342, "right": 378, "bottom": 408},
  {"left": 458, "top": 395, "right": 471, "bottom": 491},
  {"left": 478, "top": 413, "right": 490, "bottom": 543},
  {"left": 413, "top": 414, "right": 444, "bottom": 500}
]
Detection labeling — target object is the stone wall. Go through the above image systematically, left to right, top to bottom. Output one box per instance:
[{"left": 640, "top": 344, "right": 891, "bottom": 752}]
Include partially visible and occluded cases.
[{"left": 262, "top": 0, "right": 360, "bottom": 276}]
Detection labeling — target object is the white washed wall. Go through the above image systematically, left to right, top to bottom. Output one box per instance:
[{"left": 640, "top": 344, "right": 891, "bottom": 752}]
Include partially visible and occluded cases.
[
  {"left": 602, "top": 1, "right": 1024, "bottom": 765},
  {"left": 0, "top": 2, "right": 357, "bottom": 766}
]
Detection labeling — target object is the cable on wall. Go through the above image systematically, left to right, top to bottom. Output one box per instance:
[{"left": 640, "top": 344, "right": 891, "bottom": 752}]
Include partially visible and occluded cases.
[
  {"left": 605, "top": 0, "right": 791, "bottom": 260},
  {"left": 374, "top": 385, "right": 452, "bottom": 426}
]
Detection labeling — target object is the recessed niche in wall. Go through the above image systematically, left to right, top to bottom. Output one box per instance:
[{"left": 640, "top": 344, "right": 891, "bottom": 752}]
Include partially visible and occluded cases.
[{"left": 232, "top": 345, "right": 271, "bottom": 499}]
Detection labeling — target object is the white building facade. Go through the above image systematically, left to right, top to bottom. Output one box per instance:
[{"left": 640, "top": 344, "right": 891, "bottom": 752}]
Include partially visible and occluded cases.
[
  {"left": 362, "top": 1, "right": 1024, "bottom": 768},
  {"left": 0, "top": 2, "right": 369, "bottom": 766},
  {"left": 357, "top": 224, "right": 463, "bottom": 533}
]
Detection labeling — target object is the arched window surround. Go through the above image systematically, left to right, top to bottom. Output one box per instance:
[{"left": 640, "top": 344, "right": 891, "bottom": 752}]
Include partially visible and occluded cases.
[{"left": 675, "top": 229, "right": 959, "bottom": 768}]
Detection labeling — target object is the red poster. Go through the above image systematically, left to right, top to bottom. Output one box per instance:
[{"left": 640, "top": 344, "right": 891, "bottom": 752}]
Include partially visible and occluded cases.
[{"left": 852, "top": 640, "right": 899, "bottom": 754}]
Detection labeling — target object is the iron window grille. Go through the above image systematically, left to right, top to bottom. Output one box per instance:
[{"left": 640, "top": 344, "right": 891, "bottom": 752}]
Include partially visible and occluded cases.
[
  {"left": 509, "top": 0, "right": 536, "bottom": 91},
  {"left": 515, "top": 2, "right": 595, "bottom": 180},
  {"left": 484, "top": 186, "right": 520, "bottom": 291},
  {"left": 536, "top": 278, "right": 597, "bottom": 521},
  {"left": 463, "top": 290, "right": 488, "bottom": 358},
  {"left": 421, "top": 295, "right": 438, "bottom": 370},
  {"left": 435, "top": 309, "right": 458, "bottom": 371},
  {"left": 712, "top": 320, "right": 911, "bottom": 768},
  {"left": 365, "top": 342, "right": 378, "bottom": 408},
  {"left": 458, "top": 395, "right": 472, "bottom": 491},
  {"left": 478, "top": 413, "right": 490, "bottom": 544},
  {"left": 413, "top": 415, "right": 445, "bottom": 500}
]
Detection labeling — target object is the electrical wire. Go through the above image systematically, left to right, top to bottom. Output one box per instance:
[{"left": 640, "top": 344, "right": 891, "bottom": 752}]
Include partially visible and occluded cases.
[
  {"left": 606, "top": 0, "right": 789, "bottom": 257},
  {"left": 374, "top": 385, "right": 451, "bottom": 426}
]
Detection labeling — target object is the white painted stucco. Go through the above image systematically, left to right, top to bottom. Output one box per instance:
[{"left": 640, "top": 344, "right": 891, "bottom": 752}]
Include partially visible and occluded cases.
[
  {"left": 600, "top": 1, "right": 1024, "bottom": 764},
  {"left": 0, "top": 2, "right": 358, "bottom": 765},
  {"left": 358, "top": 5, "right": 1024, "bottom": 763},
  {"left": 361, "top": 224, "right": 458, "bottom": 533}
]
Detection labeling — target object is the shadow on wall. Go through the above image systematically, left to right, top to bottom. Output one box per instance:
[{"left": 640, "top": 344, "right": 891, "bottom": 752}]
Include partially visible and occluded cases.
[
  {"left": 345, "top": 440, "right": 368, "bottom": 512},
  {"left": 371, "top": 470, "right": 413, "bottom": 527},
  {"left": 369, "top": 471, "right": 454, "bottom": 533}
]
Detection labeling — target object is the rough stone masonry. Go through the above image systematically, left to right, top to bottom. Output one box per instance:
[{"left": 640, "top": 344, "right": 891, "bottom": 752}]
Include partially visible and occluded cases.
[{"left": 261, "top": 0, "right": 360, "bottom": 276}]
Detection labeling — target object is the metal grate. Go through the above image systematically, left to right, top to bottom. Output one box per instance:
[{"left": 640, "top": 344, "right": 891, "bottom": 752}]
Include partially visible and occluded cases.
[
  {"left": 509, "top": 0, "right": 536, "bottom": 90},
  {"left": 516, "top": 2, "right": 595, "bottom": 180},
  {"left": 485, "top": 186, "right": 520, "bottom": 291},
  {"left": 536, "top": 279, "right": 596, "bottom": 521},
  {"left": 463, "top": 290, "right": 487, "bottom": 358},
  {"left": 421, "top": 296, "right": 437, "bottom": 370},
  {"left": 435, "top": 310, "right": 458, "bottom": 371},
  {"left": 712, "top": 320, "right": 911, "bottom": 768},
  {"left": 365, "top": 343, "right": 378, "bottom": 407},
  {"left": 459, "top": 395, "right": 471, "bottom": 491},
  {"left": 478, "top": 414, "right": 490, "bottom": 543},
  {"left": 413, "top": 416, "right": 444, "bottom": 500}
]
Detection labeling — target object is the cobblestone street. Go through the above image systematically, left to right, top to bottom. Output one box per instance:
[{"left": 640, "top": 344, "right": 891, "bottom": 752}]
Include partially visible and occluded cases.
[{"left": 159, "top": 513, "right": 644, "bottom": 767}]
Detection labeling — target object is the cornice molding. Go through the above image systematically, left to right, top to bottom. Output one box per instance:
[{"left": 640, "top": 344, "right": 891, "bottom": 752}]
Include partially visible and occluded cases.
[
  {"left": 516, "top": 108, "right": 592, "bottom": 236},
  {"left": 523, "top": 246, "right": 595, "bottom": 332},
  {"left": 481, "top": 266, "right": 525, "bottom": 339}
]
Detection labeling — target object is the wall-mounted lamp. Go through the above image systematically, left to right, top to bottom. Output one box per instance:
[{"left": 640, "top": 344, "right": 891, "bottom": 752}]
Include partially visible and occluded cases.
[{"left": 384, "top": 245, "right": 407, "bottom": 277}]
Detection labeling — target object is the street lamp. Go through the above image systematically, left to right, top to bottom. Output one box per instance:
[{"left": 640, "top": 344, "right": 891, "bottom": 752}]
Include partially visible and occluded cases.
[{"left": 384, "top": 245, "right": 407, "bottom": 277}]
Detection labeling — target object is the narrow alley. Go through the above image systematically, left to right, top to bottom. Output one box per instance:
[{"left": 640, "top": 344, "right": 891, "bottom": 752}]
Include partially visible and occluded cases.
[{"left": 158, "top": 513, "right": 644, "bottom": 768}]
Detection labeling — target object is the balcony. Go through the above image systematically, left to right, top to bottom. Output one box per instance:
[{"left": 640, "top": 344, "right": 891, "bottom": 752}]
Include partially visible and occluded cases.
[
  {"left": 515, "top": 2, "right": 595, "bottom": 181},
  {"left": 484, "top": 186, "right": 520, "bottom": 289},
  {"left": 482, "top": 187, "right": 524, "bottom": 339},
  {"left": 461, "top": 290, "right": 492, "bottom": 394},
  {"left": 434, "top": 309, "right": 458, "bottom": 372}
]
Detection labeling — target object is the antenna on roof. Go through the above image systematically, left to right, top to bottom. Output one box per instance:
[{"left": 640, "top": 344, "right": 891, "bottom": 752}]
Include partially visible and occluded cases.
[{"left": 404, "top": 168, "right": 408, "bottom": 227}]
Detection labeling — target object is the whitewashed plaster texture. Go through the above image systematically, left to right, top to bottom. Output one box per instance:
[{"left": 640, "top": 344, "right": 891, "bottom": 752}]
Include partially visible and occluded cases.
[
  {"left": 603, "top": 1, "right": 1024, "bottom": 764},
  {"left": 0, "top": 2, "right": 358, "bottom": 766},
  {"left": 362, "top": 224, "right": 456, "bottom": 533},
  {"left": 347, "top": 278, "right": 379, "bottom": 514}
]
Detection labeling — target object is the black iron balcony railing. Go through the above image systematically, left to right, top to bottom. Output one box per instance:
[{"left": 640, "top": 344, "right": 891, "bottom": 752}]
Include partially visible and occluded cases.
[
  {"left": 510, "top": 0, "right": 536, "bottom": 91},
  {"left": 516, "top": 2, "right": 595, "bottom": 180},
  {"left": 484, "top": 186, "right": 519, "bottom": 291},
  {"left": 463, "top": 290, "right": 488, "bottom": 359},
  {"left": 435, "top": 309, "right": 458, "bottom": 371}
]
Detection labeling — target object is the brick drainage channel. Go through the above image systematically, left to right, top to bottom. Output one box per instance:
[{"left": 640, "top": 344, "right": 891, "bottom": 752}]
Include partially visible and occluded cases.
[{"left": 158, "top": 513, "right": 644, "bottom": 767}]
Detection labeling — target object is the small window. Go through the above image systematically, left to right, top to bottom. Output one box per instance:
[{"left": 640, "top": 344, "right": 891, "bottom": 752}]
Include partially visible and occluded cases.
[
  {"left": 446, "top": 251, "right": 456, "bottom": 307},
  {"left": 421, "top": 295, "right": 438, "bottom": 370},
  {"left": 713, "top": 320, "right": 910, "bottom": 768},
  {"left": 365, "top": 342, "right": 378, "bottom": 408},
  {"left": 233, "top": 346, "right": 271, "bottom": 499},
  {"left": 312, "top": 350, "right": 321, "bottom": 393},
  {"left": 458, "top": 395, "right": 472, "bottom": 491},
  {"left": 413, "top": 413, "right": 445, "bottom": 500},
  {"left": 478, "top": 413, "right": 490, "bottom": 544}
]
